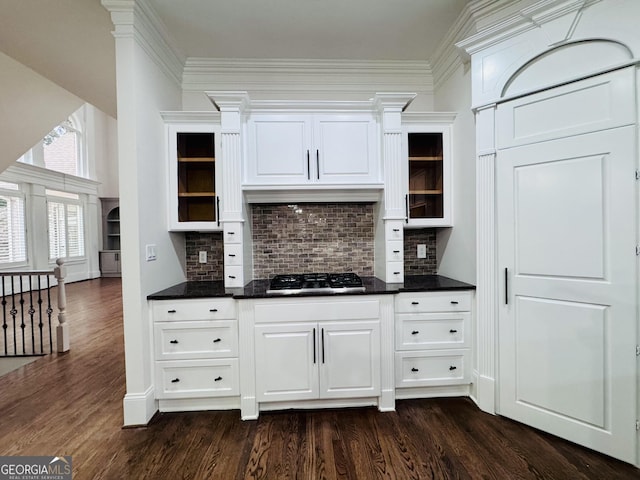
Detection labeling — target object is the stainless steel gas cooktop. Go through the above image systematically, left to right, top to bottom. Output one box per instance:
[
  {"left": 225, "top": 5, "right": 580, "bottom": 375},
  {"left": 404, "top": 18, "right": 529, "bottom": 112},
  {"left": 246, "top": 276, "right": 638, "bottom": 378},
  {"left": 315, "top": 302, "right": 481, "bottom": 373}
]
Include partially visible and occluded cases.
[{"left": 266, "top": 272, "right": 365, "bottom": 295}]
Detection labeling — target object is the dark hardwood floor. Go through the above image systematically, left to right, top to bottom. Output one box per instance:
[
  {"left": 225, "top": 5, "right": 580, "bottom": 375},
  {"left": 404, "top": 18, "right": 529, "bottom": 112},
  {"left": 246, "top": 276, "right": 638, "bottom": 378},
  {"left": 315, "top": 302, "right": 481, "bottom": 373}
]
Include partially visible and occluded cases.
[{"left": 0, "top": 278, "right": 638, "bottom": 479}]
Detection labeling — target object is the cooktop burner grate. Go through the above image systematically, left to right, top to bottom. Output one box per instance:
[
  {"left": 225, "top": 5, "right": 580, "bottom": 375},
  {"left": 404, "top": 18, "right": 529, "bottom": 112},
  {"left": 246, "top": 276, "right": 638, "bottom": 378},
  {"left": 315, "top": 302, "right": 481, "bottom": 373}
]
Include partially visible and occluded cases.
[{"left": 267, "top": 272, "right": 365, "bottom": 294}]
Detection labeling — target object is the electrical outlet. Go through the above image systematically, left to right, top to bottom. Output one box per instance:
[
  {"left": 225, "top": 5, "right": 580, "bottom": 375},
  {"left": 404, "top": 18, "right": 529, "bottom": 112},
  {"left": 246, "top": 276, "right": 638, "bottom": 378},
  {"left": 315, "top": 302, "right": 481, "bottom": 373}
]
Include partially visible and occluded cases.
[
  {"left": 145, "top": 244, "right": 157, "bottom": 261},
  {"left": 417, "top": 244, "right": 427, "bottom": 259},
  {"left": 199, "top": 251, "right": 207, "bottom": 264}
]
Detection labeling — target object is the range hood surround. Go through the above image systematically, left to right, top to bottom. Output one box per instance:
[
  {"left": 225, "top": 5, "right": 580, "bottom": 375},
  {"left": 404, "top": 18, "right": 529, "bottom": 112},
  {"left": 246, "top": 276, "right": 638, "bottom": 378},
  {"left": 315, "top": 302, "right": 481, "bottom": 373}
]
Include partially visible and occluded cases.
[{"left": 243, "top": 184, "right": 384, "bottom": 204}]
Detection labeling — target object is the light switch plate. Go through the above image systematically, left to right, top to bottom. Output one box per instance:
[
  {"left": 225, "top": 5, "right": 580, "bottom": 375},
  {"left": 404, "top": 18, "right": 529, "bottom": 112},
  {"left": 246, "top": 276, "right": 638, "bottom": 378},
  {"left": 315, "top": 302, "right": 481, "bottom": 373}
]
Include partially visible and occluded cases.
[
  {"left": 145, "top": 244, "right": 157, "bottom": 261},
  {"left": 417, "top": 244, "right": 427, "bottom": 259}
]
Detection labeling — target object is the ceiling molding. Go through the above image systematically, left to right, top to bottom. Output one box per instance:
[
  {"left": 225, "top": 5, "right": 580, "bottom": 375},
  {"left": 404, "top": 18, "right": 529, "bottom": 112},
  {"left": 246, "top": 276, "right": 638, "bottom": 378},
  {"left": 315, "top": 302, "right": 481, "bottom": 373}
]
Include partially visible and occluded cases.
[
  {"left": 103, "top": 0, "right": 184, "bottom": 88},
  {"left": 456, "top": 0, "right": 602, "bottom": 58},
  {"left": 182, "top": 58, "right": 433, "bottom": 98}
]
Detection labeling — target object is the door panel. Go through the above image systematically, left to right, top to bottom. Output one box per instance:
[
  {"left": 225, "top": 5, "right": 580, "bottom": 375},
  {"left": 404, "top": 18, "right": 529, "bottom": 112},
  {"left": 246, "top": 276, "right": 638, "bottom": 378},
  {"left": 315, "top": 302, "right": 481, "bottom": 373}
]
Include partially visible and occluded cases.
[
  {"left": 497, "top": 124, "right": 637, "bottom": 463},
  {"left": 320, "top": 321, "right": 380, "bottom": 398},
  {"left": 254, "top": 323, "right": 318, "bottom": 402}
]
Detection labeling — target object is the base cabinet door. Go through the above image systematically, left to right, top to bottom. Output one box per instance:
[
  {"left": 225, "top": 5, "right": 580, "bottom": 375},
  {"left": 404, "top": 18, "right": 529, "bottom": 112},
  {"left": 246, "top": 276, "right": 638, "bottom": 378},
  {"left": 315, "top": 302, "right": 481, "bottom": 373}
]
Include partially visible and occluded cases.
[
  {"left": 255, "top": 320, "right": 381, "bottom": 402},
  {"left": 320, "top": 321, "right": 380, "bottom": 399},
  {"left": 255, "top": 323, "right": 319, "bottom": 402}
]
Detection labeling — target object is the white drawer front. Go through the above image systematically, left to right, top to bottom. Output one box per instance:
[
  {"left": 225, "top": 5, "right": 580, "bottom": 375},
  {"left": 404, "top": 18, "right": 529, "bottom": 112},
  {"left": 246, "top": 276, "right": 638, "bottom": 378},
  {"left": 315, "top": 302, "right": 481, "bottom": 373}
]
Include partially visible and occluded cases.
[
  {"left": 385, "top": 221, "right": 404, "bottom": 240},
  {"left": 223, "top": 225, "right": 242, "bottom": 244},
  {"left": 386, "top": 241, "right": 404, "bottom": 262},
  {"left": 224, "top": 244, "right": 243, "bottom": 266},
  {"left": 386, "top": 262, "right": 404, "bottom": 284},
  {"left": 224, "top": 266, "right": 244, "bottom": 287},
  {"left": 395, "top": 291, "right": 471, "bottom": 313},
  {"left": 153, "top": 298, "right": 236, "bottom": 322},
  {"left": 254, "top": 298, "right": 380, "bottom": 323},
  {"left": 396, "top": 313, "right": 470, "bottom": 351},
  {"left": 154, "top": 320, "right": 238, "bottom": 360},
  {"left": 395, "top": 350, "right": 469, "bottom": 387},
  {"left": 155, "top": 359, "right": 239, "bottom": 399}
]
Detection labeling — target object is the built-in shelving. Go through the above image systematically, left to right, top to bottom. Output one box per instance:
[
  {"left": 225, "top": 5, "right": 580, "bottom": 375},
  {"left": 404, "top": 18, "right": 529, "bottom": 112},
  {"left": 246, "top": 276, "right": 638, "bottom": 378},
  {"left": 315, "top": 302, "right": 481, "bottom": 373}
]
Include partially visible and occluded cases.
[
  {"left": 176, "top": 132, "right": 217, "bottom": 223},
  {"left": 407, "top": 132, "right": 444, "bottom": 220}
]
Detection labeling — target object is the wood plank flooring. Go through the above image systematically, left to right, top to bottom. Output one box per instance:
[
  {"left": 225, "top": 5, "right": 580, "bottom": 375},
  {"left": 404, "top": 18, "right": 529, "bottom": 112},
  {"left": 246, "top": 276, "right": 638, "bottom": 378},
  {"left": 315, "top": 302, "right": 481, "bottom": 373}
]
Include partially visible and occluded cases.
[{"left": 0, "top": 278, "right": 638, "bottom": 479}]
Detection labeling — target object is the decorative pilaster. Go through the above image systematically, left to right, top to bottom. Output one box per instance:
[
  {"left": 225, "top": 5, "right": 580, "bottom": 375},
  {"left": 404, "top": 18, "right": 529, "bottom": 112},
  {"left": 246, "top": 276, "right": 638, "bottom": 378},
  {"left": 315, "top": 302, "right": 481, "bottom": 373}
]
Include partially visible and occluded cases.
[
  {"left": 474, "top": 104, "right": 497, "bottom": 413},
  {"left": 378, "top": 296, "right": 396, "bottom": 411}
]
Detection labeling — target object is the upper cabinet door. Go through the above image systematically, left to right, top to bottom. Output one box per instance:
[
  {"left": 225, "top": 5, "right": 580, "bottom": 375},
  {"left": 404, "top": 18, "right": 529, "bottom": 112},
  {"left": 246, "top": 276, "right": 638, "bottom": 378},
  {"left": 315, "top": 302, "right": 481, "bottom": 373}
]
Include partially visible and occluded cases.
[
  {"left": 245, "top": 113, "right": 379, "bottom": 186},
  {"left": 246, "top": 115, "right": 312, "bottom": 185},
  {"left": 314, "top": 115, "right": 378, "bottom": 184},
  {"left": 167, "top": 123, "right": 222, "bottom": 231},
  {"left": 402, "top": 123, "right": 453, "bottom": 227}
]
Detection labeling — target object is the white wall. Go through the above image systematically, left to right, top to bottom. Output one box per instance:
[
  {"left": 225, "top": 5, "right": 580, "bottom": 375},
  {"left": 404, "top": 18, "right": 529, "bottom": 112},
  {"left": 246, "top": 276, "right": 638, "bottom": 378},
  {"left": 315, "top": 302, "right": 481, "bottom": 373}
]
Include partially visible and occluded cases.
[
  {"left": 110, "top": 8, "right": 185, "bottom": 425},
  {"left": 0, "top": 52, "right": 83, "bottom": 174},
  {"left": 433, "top": 63, "right": 476, "bottom": 285},
  {"left": 88, "top": 105, "right": 119, "bottom": 198}
]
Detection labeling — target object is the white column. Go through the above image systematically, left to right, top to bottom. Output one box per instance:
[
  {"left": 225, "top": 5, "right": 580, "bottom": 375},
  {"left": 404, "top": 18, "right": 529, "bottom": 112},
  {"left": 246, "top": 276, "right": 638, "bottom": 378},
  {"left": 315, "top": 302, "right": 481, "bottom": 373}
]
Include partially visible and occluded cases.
[
  {"left": 206, "top": 92, "right": 250, "bottom": 287},
  {"left": 374, "top": 93, "right": 416, "bottom": 283},
  {"left": 474, "top": 104, "right": 497, "bottom": 413}
]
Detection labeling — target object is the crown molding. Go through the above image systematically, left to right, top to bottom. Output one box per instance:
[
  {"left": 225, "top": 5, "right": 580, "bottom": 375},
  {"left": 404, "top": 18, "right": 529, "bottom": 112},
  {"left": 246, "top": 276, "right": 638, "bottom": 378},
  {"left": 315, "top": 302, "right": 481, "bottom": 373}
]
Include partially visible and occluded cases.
[
  {"left": 102, "top": 0, "right": 184, "bottom": 87},
  {"left": 456, "top": 0, "right": 602, "bottom": 58},
  {"left": 183, "top": 58, "right": 434, "bottom": 98}
]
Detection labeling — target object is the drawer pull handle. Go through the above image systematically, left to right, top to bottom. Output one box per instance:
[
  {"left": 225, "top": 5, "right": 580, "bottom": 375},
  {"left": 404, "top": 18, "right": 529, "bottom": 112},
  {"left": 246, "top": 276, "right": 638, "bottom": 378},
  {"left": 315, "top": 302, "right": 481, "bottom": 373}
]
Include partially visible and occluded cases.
[
  {"left": 393, "top": 228, "right": 400, "bottom": 232},
  {"left": 227, "top": 231, "right": 235, "bottom": 235},
  {"left": 393, "top": 250, "right": 400, "bottom": 254},
  {"left": 228, "top": 254, "right": 236, "bottom": 257},
  {"left": 394, "top": 272, "right": 400, "bottom": 275},
  {"left": 229, "top": 275, "right": 236, "bottom": 279},
  {"left": 411, "top": 301, "right": 419, "bottom": 305},
  {"left": 450, "top": 301, "right": 459, "bottom": 305},
  {"left": 167, "top": 309, "right": 176, "bottom": 313},
  {"left": 210, "top": 309, "right": 218, "bottom": 312},
  {"left": 449, "top": 329, "right": 458, "bottom": 333},
  {"left": 411, "top": 330, "right": 419, "bottom": 335},
  {"left": 213, "top": 338, "right": 222, "bottom": 343},
  {"left": 169, "top": 339, "right": 179, "bottom": 344},
  {"left": 449, "top": 366, "right": 457, "bottom": 371},
  {"left": 411, "top": 367, "right": 419, "bottom": 372},
  {"left": 214, "top": 376, "right": 223, "bottom": 382},
  {"left": 171, "top": 378, "right": 180, "bottom": 383}
]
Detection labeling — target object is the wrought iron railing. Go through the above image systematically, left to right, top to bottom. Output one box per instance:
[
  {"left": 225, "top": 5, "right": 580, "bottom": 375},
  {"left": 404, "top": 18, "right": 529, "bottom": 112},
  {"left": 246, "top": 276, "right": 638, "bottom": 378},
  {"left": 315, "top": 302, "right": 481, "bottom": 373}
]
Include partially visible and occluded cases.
[{"left": 0, "top": 259, "right": 67, "bottom": 357}]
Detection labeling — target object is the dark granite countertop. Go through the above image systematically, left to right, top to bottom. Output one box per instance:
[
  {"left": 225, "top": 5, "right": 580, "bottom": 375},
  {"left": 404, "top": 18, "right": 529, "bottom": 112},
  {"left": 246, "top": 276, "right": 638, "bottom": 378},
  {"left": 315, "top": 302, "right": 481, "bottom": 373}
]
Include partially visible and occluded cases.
[{"left": 147, "top": 275, "right": 474, "bottom": 300}]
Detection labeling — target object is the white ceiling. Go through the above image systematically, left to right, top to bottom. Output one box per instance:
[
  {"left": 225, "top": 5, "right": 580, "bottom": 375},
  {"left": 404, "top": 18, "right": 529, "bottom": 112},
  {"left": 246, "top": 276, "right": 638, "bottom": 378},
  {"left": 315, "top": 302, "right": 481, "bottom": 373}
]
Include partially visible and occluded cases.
[
  {"left": 0, "top": 0, "right": 471, "bottom": 117},
  {"left": 150, "top": 0, "right": 470, "bottom": 61}
]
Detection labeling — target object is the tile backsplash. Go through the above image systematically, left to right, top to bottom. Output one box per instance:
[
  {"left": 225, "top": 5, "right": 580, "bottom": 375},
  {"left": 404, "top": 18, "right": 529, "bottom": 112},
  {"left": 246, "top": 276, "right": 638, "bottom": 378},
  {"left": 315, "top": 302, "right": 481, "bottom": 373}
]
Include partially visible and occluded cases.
[
  {"left": 252, "top": 203, "right": 374, "bottom": 279},
  {"left": 183, "top": 205, "right": 438, "bottom": 281},
  {"left": 404, "top": 228, "right": 437, "bottom": 275},
  {"left": 185, "top": 232, "right": 224, "bottom": 281}
]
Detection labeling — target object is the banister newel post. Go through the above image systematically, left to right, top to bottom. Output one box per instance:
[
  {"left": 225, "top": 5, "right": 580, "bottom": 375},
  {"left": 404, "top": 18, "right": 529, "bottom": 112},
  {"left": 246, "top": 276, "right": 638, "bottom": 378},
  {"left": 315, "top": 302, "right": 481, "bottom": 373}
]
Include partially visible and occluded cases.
[{"left": 54, "top": 258, "right": 69, "bottom": 353}]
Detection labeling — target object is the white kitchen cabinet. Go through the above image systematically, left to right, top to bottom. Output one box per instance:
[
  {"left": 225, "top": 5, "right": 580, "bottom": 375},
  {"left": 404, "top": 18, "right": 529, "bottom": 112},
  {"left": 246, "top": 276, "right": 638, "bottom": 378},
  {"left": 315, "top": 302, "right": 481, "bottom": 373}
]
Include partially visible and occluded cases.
[
  {"left": 245, "top": 113, "right": 379, "bottom": 185},
  {"left": 402, "top": 118, "right": 454, "bottom": 227},
  {"left": 164, "top": 119, "right": 222, "bottom": 231},
  {"left": 99, "top": 251, "right": 121, "bottom": 277},
  {"left": 394, "top": 291, "right": 472, "bottom": 395},
  {"left": 152, "top": 298, "right": 239, "bottom": 410},
  {"left": 255, "top": 320, "right": 380, "bottom": 403}
]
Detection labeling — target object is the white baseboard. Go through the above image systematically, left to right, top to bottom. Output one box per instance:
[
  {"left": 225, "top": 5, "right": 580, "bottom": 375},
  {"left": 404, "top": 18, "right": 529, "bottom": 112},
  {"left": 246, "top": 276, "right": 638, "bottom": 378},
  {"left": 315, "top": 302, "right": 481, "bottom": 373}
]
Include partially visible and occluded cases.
[{"left": 123, "top": 386, "right": 157, "bottom": 426}]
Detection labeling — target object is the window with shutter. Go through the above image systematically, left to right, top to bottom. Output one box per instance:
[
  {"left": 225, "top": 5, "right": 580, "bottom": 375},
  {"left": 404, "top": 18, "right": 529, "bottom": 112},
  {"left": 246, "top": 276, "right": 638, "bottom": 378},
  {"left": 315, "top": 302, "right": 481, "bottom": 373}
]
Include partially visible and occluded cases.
[
  {"left": 0, "top": 183, "right": 27, "bottom": 265},
  {"left": 46, "top": 190, "right": 85, "bottom": 260}
]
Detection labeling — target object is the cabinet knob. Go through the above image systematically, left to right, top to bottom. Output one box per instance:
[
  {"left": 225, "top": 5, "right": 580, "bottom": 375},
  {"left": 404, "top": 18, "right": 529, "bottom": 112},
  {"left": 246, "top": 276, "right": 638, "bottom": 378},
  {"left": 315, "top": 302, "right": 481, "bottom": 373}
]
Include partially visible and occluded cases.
[
  {"left": 167, "top": 309, "right": 176, "bottom": 313},
  {"left": 209, "top": 309, "right": 218, "bottom": 312},
  {"left": 411, "top": 330, "right": 419, "bottom": 335},
  {"left": 213, "top": 338, "right": 222, "bottom": 343},
  {"left": 169, "top": 339, "right": 179, "bottom": 344},
  {"left": 449, "top": 366, "right": 457, "bottom": 371},
  {"left": 411, "top": 367, "right": 419, "bottom": 372},
  {"left": 214, "top": 376, "right": 222, "bottom": 382},
  {"left": 171, "top": 378, "right": 180, "bottom": 383}
]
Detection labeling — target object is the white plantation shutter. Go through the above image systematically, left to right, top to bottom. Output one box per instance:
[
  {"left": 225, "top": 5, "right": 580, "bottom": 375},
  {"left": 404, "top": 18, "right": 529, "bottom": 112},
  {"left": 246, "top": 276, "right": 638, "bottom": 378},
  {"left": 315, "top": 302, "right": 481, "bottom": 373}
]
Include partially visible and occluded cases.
[
  {"left": 47, "top": 192, "right": 85, "bottom": 260},
  {"left": 0, "top": 193, "right": 27, "bottom": 264},
  {"left": 66, "top": 203, "right": 84, "bottom": 257}
]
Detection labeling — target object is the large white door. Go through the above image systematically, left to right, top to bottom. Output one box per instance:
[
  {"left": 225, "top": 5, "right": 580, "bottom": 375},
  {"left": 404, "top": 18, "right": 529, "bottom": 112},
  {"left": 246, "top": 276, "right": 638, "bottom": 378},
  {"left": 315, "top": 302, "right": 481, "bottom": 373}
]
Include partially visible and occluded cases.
[{"left": 497, "top": 116, "right": 637, "bottom": 462}]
